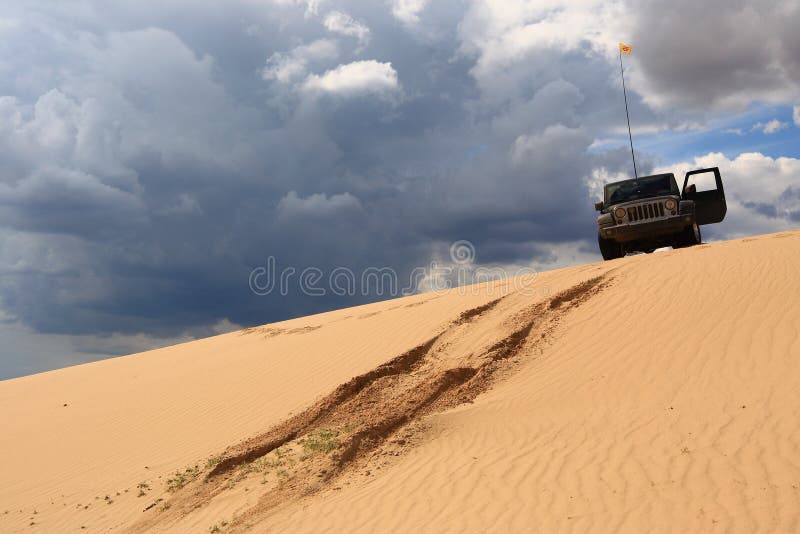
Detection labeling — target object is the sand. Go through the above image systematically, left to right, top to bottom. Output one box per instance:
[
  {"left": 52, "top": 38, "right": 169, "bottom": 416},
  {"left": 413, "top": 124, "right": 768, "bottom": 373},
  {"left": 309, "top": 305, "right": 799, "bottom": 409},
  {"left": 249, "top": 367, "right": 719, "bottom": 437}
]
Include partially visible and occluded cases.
[{"left": 1, "top": 229, "right": 799, "bottom": 533}]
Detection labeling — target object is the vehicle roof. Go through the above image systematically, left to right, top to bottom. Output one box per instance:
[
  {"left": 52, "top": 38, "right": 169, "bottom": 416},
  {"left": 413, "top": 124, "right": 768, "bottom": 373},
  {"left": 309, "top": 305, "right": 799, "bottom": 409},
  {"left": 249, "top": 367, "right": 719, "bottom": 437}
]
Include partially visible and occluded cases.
[{"left": 605, "top": 173, "right": 676, "bottom": 187}]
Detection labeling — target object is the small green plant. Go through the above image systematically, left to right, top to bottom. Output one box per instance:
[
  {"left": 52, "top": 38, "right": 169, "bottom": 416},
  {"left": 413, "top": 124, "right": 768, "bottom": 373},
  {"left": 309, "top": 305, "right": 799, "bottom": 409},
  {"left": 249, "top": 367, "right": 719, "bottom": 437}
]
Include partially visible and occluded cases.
[
  {"left": 301, "top": 429, "right": 340, "bottom": 457},
  {"left": 272, "top": 446, "right": 297, "bottom": 467},
  {"left": 206, "top": 455, "right": 224, "bottom": 469},
  {"left": 252, "top": 457, "right": 271, "bottom": 472},
  {"left": 271, "top": 457, "right": 284, "bottom": 468},
  {"left": 166, "top": 465, "right": 201, "bottom": 492},
  {"left": 210, "top": 525, "right": 220, "bottom": 533}
]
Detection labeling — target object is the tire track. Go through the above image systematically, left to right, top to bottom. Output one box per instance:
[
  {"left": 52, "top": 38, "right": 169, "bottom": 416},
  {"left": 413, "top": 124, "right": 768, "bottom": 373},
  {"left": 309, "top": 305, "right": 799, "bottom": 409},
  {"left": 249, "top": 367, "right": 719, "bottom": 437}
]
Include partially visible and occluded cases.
[{"left": 129, "top": 275, "right": 610, "bottom": 533}]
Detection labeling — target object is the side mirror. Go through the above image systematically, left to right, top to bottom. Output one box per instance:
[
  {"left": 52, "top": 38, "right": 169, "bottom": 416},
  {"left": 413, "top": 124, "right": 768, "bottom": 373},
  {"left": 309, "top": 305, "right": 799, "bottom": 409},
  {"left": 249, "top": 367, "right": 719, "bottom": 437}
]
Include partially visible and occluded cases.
[
  {"left": 684, "top": 184, "right": 697, "bottom": 197},
  {"left": 594, "top": 201, "right": 604, "bottom": 211}
]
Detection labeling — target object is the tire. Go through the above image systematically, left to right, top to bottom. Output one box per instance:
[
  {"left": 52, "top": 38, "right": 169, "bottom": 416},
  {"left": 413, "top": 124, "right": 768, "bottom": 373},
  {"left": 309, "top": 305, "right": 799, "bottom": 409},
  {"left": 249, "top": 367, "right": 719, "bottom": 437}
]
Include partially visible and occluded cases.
[
  {"left": 674, "top": 222, "right": 701, "bottom": 248},
  {"left": 598, "top": 235, "right": 624, "bottom": 260}
]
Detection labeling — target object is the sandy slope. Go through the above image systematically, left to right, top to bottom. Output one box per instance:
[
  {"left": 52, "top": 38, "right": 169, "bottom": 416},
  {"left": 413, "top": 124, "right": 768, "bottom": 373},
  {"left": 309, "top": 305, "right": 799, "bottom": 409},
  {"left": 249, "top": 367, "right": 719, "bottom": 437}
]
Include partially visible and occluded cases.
[{"left": 2, "top": 230, "right": 799, "bottom": 533}]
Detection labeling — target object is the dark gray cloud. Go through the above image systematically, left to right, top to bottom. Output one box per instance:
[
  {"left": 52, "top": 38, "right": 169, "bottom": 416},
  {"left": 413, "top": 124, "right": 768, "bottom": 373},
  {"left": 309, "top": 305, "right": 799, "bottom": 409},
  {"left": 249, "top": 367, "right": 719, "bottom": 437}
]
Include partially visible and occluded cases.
[
  {"left": 0, "top": 0, "right": 798, "bottom": 378},
  {"left": 630, "top": 0, "right": 800, "bottom": 111},
  {"left": 746, "top": 187, "right": 800, "bottom": 222},
  {"left": 743, "top": 201, "right": 779, "bottom": 219}
]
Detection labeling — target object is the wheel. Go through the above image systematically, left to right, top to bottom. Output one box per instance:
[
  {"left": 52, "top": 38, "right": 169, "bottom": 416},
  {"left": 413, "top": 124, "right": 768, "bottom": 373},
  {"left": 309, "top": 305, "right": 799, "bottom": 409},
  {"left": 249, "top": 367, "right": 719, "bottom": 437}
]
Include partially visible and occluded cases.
[
  {"left": 674, "top": 222, "right": 701, "bottom": 248},
  {"left": 598, "top": 235, "right": 624, "bottom": 260}
]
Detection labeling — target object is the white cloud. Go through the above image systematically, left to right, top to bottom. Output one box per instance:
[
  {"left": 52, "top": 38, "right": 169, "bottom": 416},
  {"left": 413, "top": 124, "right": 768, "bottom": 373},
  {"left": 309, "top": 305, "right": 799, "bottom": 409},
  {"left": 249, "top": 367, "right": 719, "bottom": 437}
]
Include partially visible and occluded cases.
[
  {"left": 267, "top": 0, "right": 325, "bottom": 17},
  {"left": 304, "top": 0, "right": 323, "bottom": 16},
  {"left": 391, "top": 0, "right": 428, "bottom": 25},
  {"left": 459, "top": 1, "right": 624, "bottom": 88},
  {"left": 323, "top": 11, "right": 370, "bottom": 47},
  {"left": 262, "top": 39, "right": 338, "bottom": 83},
  {"left": 263, "top": 55, "right": 307, "bottom": 84},
  {"left": 303, "top": 60, "right": 399, "bottom": 96},
  {"left": 794, "top": 105, "right": 800, "bottom": 126},
  {"left": 752, "top": 119, "right": 788, "bottom": 134},
  {"left": 723, "top": 128, "right": 744, "bottom": 135},
  {"left": 654, "top": 151, "right": 800, "bottom": 237},
  {"left": 658, "top": 152, "right": 800, "bottom": 204},
  {"left": 585, "top": 167, "right": 627, "bottom": 201}
]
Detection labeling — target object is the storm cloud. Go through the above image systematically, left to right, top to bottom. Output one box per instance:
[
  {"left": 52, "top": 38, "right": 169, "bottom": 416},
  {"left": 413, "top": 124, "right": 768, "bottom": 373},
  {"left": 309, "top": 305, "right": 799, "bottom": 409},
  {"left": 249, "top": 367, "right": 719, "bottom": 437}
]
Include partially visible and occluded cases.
[
  {"left": 0, "top": 0, "right": 798, "bottom": 377},
  {"left": 630, "top": 0, "right": 800, "bottom": 112}
]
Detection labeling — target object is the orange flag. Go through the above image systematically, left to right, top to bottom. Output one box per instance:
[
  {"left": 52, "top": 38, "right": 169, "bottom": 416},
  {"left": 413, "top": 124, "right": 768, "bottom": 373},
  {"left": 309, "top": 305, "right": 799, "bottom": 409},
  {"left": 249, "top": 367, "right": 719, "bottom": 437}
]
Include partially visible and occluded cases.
[{"left": 619, "top": 42, "right": 632, "bottom": 54}]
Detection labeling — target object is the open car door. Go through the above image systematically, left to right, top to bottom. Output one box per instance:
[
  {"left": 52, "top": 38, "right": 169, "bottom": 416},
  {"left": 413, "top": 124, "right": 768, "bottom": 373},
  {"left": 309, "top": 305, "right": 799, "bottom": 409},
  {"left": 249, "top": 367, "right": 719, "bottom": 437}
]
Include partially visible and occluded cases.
[{"left": 682, "top": 167, "right": 726, "bottom": 225}]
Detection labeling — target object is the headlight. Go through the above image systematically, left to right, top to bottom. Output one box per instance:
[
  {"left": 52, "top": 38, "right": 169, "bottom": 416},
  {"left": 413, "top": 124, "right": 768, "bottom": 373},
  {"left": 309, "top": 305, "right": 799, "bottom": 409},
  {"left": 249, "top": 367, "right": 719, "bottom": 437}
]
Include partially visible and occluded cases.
[
  {"left": 664, "top": 199, "right": 676, "bottom": 210},
  {"left": 614, "top": 207, "right": 627, "bottom": 219}
]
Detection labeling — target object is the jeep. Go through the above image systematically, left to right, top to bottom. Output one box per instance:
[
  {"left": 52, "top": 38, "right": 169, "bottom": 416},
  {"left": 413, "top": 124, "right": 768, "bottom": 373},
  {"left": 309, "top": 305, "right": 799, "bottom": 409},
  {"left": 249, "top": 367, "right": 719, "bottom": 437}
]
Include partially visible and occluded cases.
[{"left": 594, "top": 167, "right": 727, "bottom": 260}]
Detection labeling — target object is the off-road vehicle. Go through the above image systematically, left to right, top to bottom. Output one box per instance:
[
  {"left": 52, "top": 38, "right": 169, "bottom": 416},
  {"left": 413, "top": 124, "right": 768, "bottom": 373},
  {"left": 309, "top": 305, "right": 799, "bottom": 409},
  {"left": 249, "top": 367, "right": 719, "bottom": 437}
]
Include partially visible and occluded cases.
[{"left": 594, "top": 167, "right": 727, "bottom": 260}]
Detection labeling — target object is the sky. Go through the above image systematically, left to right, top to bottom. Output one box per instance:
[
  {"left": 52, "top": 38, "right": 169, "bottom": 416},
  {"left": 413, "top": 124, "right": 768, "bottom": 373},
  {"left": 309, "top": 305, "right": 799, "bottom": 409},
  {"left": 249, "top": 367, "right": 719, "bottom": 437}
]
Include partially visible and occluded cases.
[{"left": 0, "top": 0, "right": 798, "bottom": 379}]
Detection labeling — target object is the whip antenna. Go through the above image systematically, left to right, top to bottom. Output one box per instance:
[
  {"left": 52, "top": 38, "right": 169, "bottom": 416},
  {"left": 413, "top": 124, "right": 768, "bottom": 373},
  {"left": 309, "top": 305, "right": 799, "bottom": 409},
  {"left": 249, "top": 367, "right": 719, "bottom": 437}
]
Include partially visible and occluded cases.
[{"left": 618, "top": 42, "right": 637, "bottom": 179}]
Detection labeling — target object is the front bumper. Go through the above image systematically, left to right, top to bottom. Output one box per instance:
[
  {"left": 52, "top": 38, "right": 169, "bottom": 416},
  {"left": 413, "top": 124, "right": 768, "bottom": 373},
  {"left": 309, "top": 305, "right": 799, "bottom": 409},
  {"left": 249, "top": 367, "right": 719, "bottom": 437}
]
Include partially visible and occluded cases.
[{"left": 599, "top": 215, "right": 693, "bottom": 243}]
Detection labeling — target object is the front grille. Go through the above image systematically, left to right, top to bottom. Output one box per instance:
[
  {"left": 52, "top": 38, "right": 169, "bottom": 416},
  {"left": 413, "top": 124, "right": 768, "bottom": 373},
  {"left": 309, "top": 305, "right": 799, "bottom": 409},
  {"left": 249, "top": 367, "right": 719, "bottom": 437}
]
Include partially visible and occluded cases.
[{"left": 627, "top": 201, "right": 665, "bottom": 222}]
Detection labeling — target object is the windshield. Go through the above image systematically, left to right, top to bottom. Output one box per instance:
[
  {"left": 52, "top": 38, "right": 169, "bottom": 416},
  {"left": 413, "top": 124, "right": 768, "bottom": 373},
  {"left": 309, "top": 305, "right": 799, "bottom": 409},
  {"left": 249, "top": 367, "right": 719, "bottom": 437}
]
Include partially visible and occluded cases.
[{"left": 605, "top": 174, "right": 678, "bottom": 205}]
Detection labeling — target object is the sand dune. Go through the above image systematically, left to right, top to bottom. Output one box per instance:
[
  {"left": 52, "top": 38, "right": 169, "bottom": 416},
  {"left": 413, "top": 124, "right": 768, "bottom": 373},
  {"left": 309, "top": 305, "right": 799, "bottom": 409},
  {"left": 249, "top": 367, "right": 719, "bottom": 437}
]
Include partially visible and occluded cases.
[{"left": 1, "top": 230, "right": 799, "bottom": 533}]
